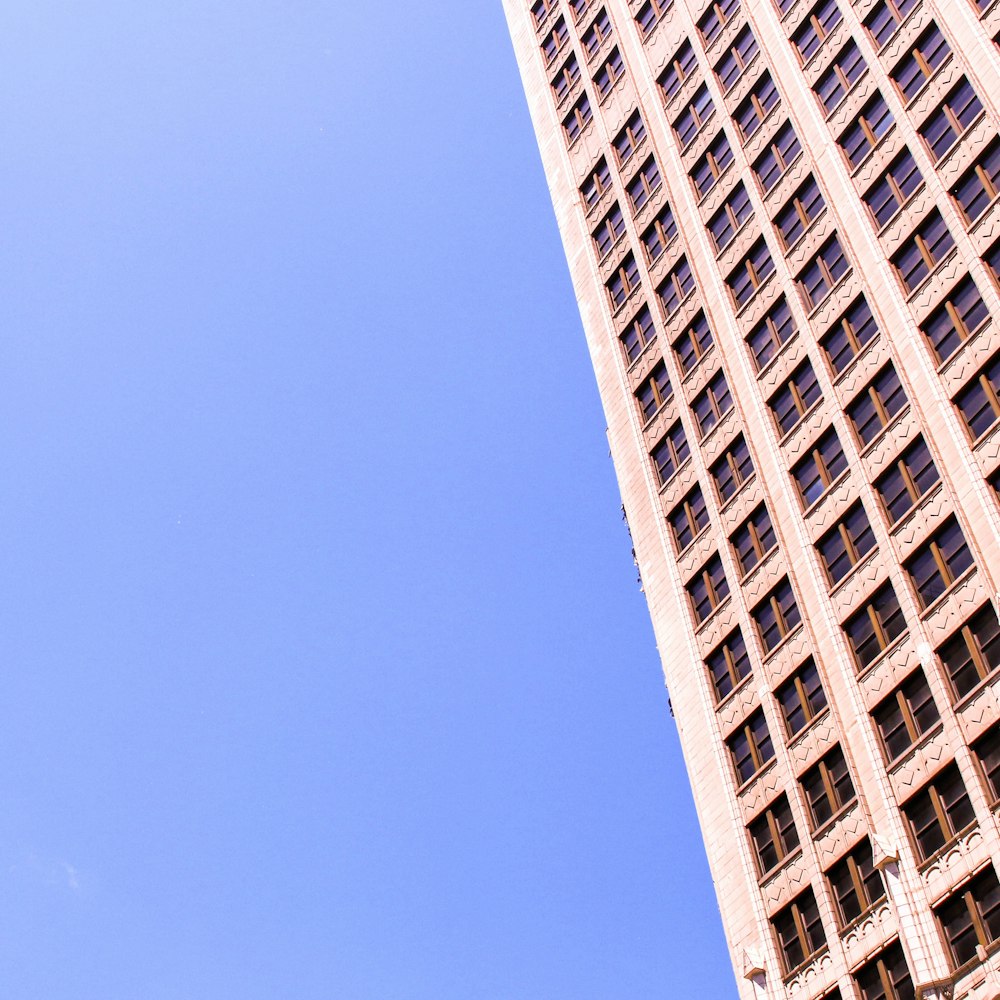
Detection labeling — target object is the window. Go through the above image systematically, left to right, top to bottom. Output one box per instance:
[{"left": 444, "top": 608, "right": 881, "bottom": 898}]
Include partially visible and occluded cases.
[
  {"left": 531, "top": 0, "right": 552, "bottom": 30},
  {"left": 568, "top": 0, "right": 590, "bottom": 21},
  {"left": 636, "top": 0, "right": 671, "bottom": 36},
  {"left": 698, "top": 0, "right": 740, "bottom": 44},
  {"left": 792, "top": 0, "right": 843, "bottom": 62},
  {"left": 865, "top": 0, "right": 918, "bottom": 48},
  {"left": 581, "top": 9, "right": 612, "bottom": 59},
  {"left": 542, "top": 16, "right": 569, "bottom": 65},
  {"left": 715, "top": 25, "right": 759, "bottom": 91},
  {"left": 892, "top": 25, "right": 950, "bottom": 102},
  {"left": 658, "top": 39, "right": 696, "bottom": 103},
  {"left": 814, "top": 40, "right": 867, "bottom": 114},
  {"left": 594, "top": 47, "right": 625, "bottom": 99},
  {"left": 552, "top": 55, "right": 581, "bottom": 104},
  {"left": 733, "top": 72, "right": 779, "bottom": 141},
  {"left": 920, "top": 78, "right": 983, "bottom": 161},
  {"left": 673, "top": 84, "right": 715, "bottom": 147},
  {"left": 563, "top": 93, "right": 593, "bottom": 143},
  {"left": 839, "top": 94, "right": 894, "bottom": 169},
  {"left": 613, "top": 111, "right": 647, "bottom": 166},
  {"left": 754, "top": 121, "right": 801, "bottom": 193},
  {"left": 691, "top": 132, "right": 734, "bottom": 199},
  {"left": 953, "top": 141, "right": 1000, "bottom": 224},
  {"left": 863, "top": 149, "right": 922, "bottom": 228},
  {"left": 627, "top": 157, "right": 662, "bottom": 213},
  {"left": 581, "top": 158, "right": 612, "bottom": 209},
  {"left": 774, "top": 176, "right": 825, "bottom": 250},
  {"left": 708, "top": 183, "right": 753, "bottom": 252},
  {"left": 593, "top": 204, "right": 626, "bottom": 258},
  {"left": 641, "top": 204, "right": 678, "bottom": 263},
  {"left": 893, "top": 210, "right": 955, "bottom": 294},
  {"left": 798, "top": 235, "right": 849, "bottom": 310},
  {"left": 728, "top": 239, "right": 775, "bottom": 307},
  {"left": 988, "top": 241, "right": 1000, "bottom": 286},
  {"left": 607, "top": 253, "right": 640, "bottom": 309},
  {"left": 659, "top": 256, "right": 695, "bottom": 315},
  {"left": 922, "top": 276, "right": 990, "bottom": 364},
  {"left": 748, "top": 297, "right": 796, "bottom": 371},
  {"left": 621, "top": 304, "right": 656, "bottom": 364},
  {"left": 673, "top": 312, "right": 713, "bottom": 373},
  {"left": 814, "top": 313, "right": 866, "bottom": 390},
  {"left": 954, "top": 352, "right": 1000, "bottom": 439},
  {"left": 769, "top": 360, "right": 821, "bottom": 435},
  {"left": 636, "top": 361, "right": 672, "bottom": 421},
  {"left": 847, "top": 363, "right": 908, "bottom": 446},
  {"left": 692, "top": 369, "right": 732, "bottom": 437},
  {"left": 651, "top": 421, "right": 690, "bottom": 484},
  {"left": 791, "top": 427, "right": 847, "bottom": 506},
  {"left": 712, "top": 434, "right": 754, "bottom": 501},
  {"left": 875, "top": 436, "right": 939, "bottom": 522},
  {"left": 668, "top": 486, "right": 709, "bottom": 552},
  {"left": 816, "top": 503, "right": 876, "bottom": 584},
  {"left": 731, "top": 504, "right": 776, "bottom": 575},
  {"left": 906, "top": 516, "right": 974, "bottom": 609},
  {"left": 689, "top": 553, "right": 731, "bottom": 623},
  {"left": 753, "top": 577, "right": 801, "bottom": 652},
  {"left": 843, "top": 583, "right": 907, "bottom": 669},
  {"left": 937, "top": 603, "right": 1000, "bottom": 698},
  {"left": 706, "top": 628, "right": 752, "bottom": 699},
  {"left": 776, "top": 658, "right": 827, "bottom": 736},
  {"left": 872, "top": 669, "right": 940, "bottom": 760},
  {"left": 727, "top": 708, "right": 774, "bottom": 782},
  {"left": 973, "top": 725, "right": 1000, "bottom": 802},
  {"left": 801, "top": 745, "right": 855, "bottom": 826},
  {"left": 903, "top": 762, "right": 975, "bottom": 861},
  {"left": 749, "top": 795, "right": 799, "bottom": 875},
  {"left": 827, "top": 839, "right": 885, "bottom": 926},
  {"left": 935, "top": 867, "right": 1000, "bottom": 967},
  {"left": 772, "top": 890, "right": 827, "bottom": 973},
  {"left": 853, "top": 941, "right": 913, "bottom": 1000}
]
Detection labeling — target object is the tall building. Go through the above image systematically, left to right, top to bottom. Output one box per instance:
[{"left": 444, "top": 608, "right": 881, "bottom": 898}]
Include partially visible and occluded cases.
[{"left": 503, "top": 0, "right": 1000, "bottom": 997}]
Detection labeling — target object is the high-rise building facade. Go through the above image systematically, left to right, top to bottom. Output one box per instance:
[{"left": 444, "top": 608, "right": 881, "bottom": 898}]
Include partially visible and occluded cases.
[{"left": 503, "top": 0, "right": 1000, "bottom": 996}]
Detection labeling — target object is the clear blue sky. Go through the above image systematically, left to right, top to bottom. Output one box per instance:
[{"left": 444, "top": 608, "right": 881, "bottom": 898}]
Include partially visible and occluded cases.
[{"left": 0, "top": 3, "right": 733, "bottom": 997}]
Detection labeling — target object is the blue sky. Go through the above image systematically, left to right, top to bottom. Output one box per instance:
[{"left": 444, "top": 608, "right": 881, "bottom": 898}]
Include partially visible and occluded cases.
[{"left": 0, "top": 3, "right": 733, "bottom": 997}]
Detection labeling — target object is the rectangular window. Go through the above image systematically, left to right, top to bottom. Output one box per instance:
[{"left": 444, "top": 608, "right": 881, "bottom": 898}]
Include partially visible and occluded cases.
[
  {"left": 531, "top": 0, "right": 552, "bottom": 31},
  {"left": 568, "top": 0, "right": 590, "bottom": 22},
  {"left": 636, "top": 0, "right": 671, "bottom": 36},
  {"left": 698, "top": 0, "right": 740, "bottom": 44},
  {"left": 792, "top": 0, "right": 843, "bottom": 62},
  {"left": 865, "top": 0, "right": 918, "bottom": 48},
  {"left": 581, "top": 9, "right": 612, "bottom": 59},
  {"left": 542, "top": 16, "right": 569, "bottom": 65},
  {"left": 892, "top": 24, "right": 950, "bottom": 102},
  {"left": 715, "top": 25, "right": 759, "bottom": 91},
  {"left": 658, "top": 39, "right": 697, "bottom": 103},
  {"left": 814, "top": 40, "right": 867, "bottom": 114},
  {"left": 551, "top": 55, "right": 581, "bottom": 104},
  {"left": 733, "top": 72, "right": 780, "bottom": 141},
  {"left": 920, "top": 78, "right": 983, "bottom": 161},
  {"left": 673, "top": 84, "right": 716, "bottom": 147},
  {"left": 563, "top": 93, "right": 593, "bottom": 143},
  {"left": 839, "top": 94, "right": 894, "bottom": 169},
  {"left": 613, "top": 111, "right": 647, "bottom": 166},
  {"left": 754, "top": 121, "right": 801, "bottom": 193},
  {"left": 691, "top": 132, "right": 734, "bottom": 199},
  {"left": 953, "top": 140, "right": 1000, "bottom": 224},
  {"left": 863, "top": 148, "right": 922, "bottom": 228},
  {"left": 627, "top": 157, "right": 662, "bottom": 213},
  {"left": 581, "top": 158, "right": 612, "bottom": 209},
  {"left": 774, "top": 176, "right": 825, "bottom": 250},
  {"left": 708, "top": 183, "right": 753, "bottom": 253},
  {"left": 592, "top": 203, "right": 626, "bottom": 258},
  {"left": 641, "top": 204, "right": 678, "bottom": 264},
  {"left": 893, "top": 210, "right": 955, "bottom": 294},
  {"left": 798, "top": 235, "right": 849, "bottom": 310},
  {"left": 728, "top": 239, "right": 775, "bottom": 307},
  {"left": 988, "top": 240, "right": 1000, "bottom": 287},
  {"left": 606, "top": 253, "right": 640, "bottom": 309},
  {"left": 658, "top": 256, "right": 695, "bottom": 316},
  {"left": 921, "top": 276, "right": 989, "bottom": 364},
  {"left": 748, "top": 296, "right": 796, "bottom": 371},
  {"left": 821, "top": 296, "right": 878, "bottom": 375},
  {"left": 620, "top": 304, "right": 656, "bottom": 364},
  {"left": 673, "top": 312, "right": 713, "bottom": 373},
  {"left": 954, "top": 352, "right": 1000, "bottom": 439},
  {"left": 769, "top": 360, "right": 822, "bottom": 435},
  {"left": 636, "top": 361, "right": 672, "bottom": 422},
  {"left": 847, "top": 363, "right": 908, "bottom": 446},
  {"left": 692, "top": 369, "right": 732, "bottom": 437},
  {"left": 651, "top": 420, "right": 690, "bottom": 484},
  {"left": 791, "top": 427, "right": 847, "bottom": 506},
  {"left": 712, "top": 434, "right": 754, "bottom": 501},
  {"left": 876, "top": 436, "right": 939, "bottom": 522},
  {"left": 668, "top": 486, "right": 708, "bottom": 552},
  {"left": 816, "top": 502, "right": 876, "bottom": 584},
  {"left": 731, "top": 504, "right": 776, "bottom": 576},
  {"left": 906, "top": 516, "right": 974, "bottom": 609},
  {"left": 689, "top": 552, "right": 731, "bottom": 623},
  {"left": 753, "top": 577, "right": 801, "bottom": 652},
  {"left": 843, "top": 582, "right": 907, "bottom": 669},
  {"left": 937, "top": 603, "right": 1000, "bottom": 698},
  {"left": 706, "top": 628, "right": 752, "bottom": 700},
  {"left": 776, "top": 658, "right": 827, "bottom": 736},
  {"left": 872, "top": 669, "right": 940, "bottom": 760},
  {"left": 727, "top": 707, "right": 774, "bottom": 782},
  {"left": 973, "top": 725, "right": 1000, "bottom": 802},
  {"left": 801, "top": 745, "right": 855, "bottom": 827},
  {"left": 903, "top": 762, "right": 975, "bottom": 861},
  {"left": 749, "top": 795, "right": 799, "bottom": 875},
  {"left": 827, "top": 839, "right": 885, "bottom": 926},
  {"left": 935, "top": 866, "right": 1000, "bottom": 968},
  {"left": 772, "top": 890, "right": 827, "bottom": 974},
  {"left": 853, "top": 942, "right": 913, "bottom": 1000}
]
